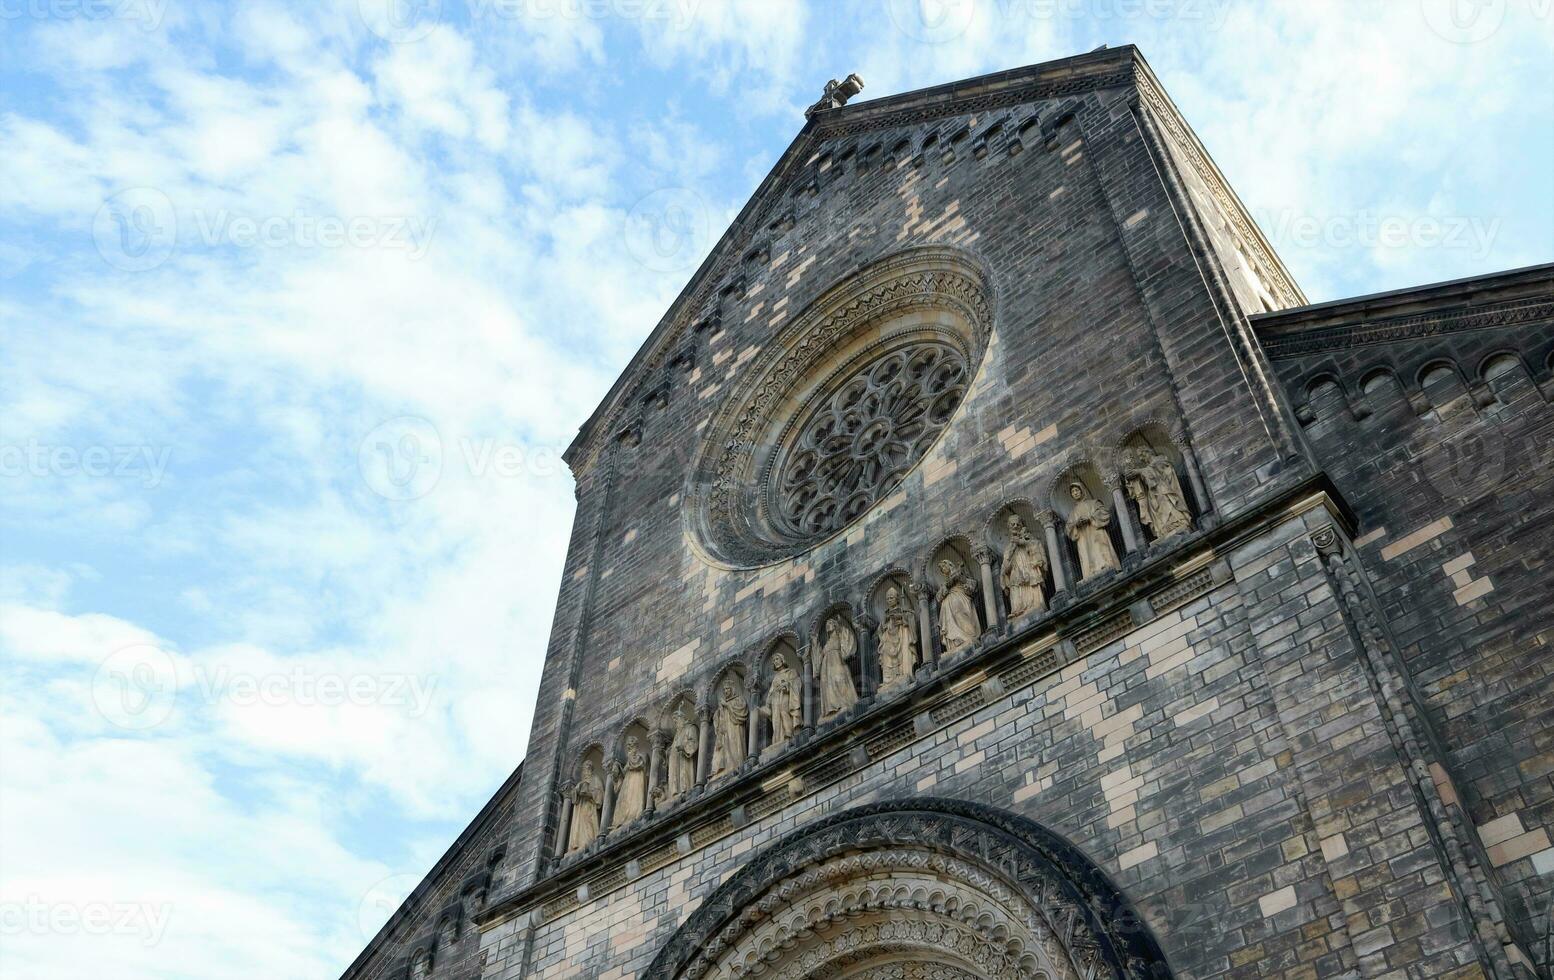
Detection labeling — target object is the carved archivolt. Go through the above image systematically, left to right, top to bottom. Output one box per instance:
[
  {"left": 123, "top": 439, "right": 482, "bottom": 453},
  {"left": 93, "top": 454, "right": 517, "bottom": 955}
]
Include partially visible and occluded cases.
[
  {"left": 687, "top": 246, "right": 995, "bottom": 568},
  {"left": 644, "top": 799, "right": 1174, "bottom": 980},
  {"left": 700, "top": 851, "right": 1074, "bottom": 980}
]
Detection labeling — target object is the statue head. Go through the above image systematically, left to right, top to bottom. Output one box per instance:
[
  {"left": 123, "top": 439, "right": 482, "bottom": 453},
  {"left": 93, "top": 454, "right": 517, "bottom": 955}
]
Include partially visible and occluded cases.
[
  {"left": 1068, "top": 482, "right": 1086, "bottom": 501},
  {"left": 1007, "top": 513, "right": 1027, "bottom": 538},
  {"left": 937, "top": 557, "right": 957, "bottom": 577},
  {"left": 885, "top": 585, "right": 900, "bottom": 608},
  {"left": 771, "top": 653, "right": 786, "bottom": 672},
  {"left": 722, "top": 677, "right": 735, "bottom": 698},
  {"left": 625, "top": 734, "right": 639, "bottom": 753},
  {"left": 581, "top": 760, "right": 595, "bottom": 780}
]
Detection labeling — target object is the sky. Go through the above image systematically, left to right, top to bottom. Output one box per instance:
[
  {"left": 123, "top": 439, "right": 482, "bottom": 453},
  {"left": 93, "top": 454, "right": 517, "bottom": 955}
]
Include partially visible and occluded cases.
[{"left": 0, "top": 1, "right": 1550, "bottom": 977}]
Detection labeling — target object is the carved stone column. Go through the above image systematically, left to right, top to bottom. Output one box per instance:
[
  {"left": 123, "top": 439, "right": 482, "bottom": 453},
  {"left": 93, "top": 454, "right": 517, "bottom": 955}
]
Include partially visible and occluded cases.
[
  {"left": 1181, "top": 445, "right": 1211, "bottom": 516},
  {"left": 1108, "top": 477, "right": 1142, "bottom": 553},
  {"left": 1037, "top": 512, "right": 1069, "bottom": 595},
  {"left": 973, "top": 545, "right": 999, "bottom": 628},
  {"left": 910, "top": 581, "right": 936, "bottom": 666},
  {"left": 856, "top": 613, "right": 879, "bottom": 698},
  {"left": 799, "top": 646, "right": 816, "bottom": 731},
  {"left": 745, "top": 685, "right": 763, "bottom": 760},
  {"left": 695, "top": 705, "right": 713, "bottom": 786},
  {"left": 646, "top": 732, "right": 667, "bottom": 814},
  {"left": 599, "top": 760, "right": 620, "bottom": 837},
  {"left": 552, "top": 790, "right": 574, "bottom": 860}
]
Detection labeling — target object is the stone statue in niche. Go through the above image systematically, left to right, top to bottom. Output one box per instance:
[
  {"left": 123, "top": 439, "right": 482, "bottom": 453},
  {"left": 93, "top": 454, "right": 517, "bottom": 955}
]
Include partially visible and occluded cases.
[
  {"left": 1125, "top": 446, "right": 1192, "bottom": 541},
  {"left": 1066, "top": 482, "right": 1121, "bottom": 580},
  {"left": 1000, "top": 514, "right": 1049, "bottom": 619},
  {"left": 935, "top": 557, "right": 981, "bottom": 654},
  {"left": 877, "top": 586, "right": 918, "bottom": 686},
  {"left": 817, "top": 617, "right": 859, "bottom": 719},
  {"left": 763, "top": 653, "right": 802, "bottom": 750},
  {"left": 713, "top": 678, "right": 748, "bottom": 775},
  {"left": 668, "top": 705, "right": 698, "bottom": 797},
  {"left": 612, "top": 735, "right": 648, "bottom": 827},
  {"left": 567, "top": 760, "right": 602, "bottom": 853},
  {"left": 410, "top": 951, "right": 430, "bottom": 980}
]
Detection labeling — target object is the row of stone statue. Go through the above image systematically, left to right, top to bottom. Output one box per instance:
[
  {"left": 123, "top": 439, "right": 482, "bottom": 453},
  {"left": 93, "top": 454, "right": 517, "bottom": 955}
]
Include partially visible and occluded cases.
[{"left": 560, "top": 446, "right": 1195, "bottom": 855}]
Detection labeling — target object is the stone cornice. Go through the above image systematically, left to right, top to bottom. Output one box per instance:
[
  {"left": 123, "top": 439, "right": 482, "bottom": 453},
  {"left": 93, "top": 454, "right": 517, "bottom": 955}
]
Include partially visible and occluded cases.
[{"left": 1252, "top": 263, "right": 1554, "bottom": 361}]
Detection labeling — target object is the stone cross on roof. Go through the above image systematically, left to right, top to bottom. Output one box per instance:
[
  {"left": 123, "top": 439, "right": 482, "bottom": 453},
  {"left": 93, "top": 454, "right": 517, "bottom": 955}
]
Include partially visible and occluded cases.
[{"left": 805, "top": 73, "right": 864, "bottom": 118}]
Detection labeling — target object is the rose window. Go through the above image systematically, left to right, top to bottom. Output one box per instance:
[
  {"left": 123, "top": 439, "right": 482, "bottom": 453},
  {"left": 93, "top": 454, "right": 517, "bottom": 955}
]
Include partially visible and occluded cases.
[
  {"left": 686, "top": 246, "right": 993, "bottom": 568},
  {"left": 772, "top": 341, "right": 968, "bottom": 538}
]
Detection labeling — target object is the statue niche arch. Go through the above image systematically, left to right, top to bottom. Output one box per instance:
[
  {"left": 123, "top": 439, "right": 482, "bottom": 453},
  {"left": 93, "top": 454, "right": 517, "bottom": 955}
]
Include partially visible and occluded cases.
[{"left": 644, "top": 799, "right": 1173, "bottom": 980}]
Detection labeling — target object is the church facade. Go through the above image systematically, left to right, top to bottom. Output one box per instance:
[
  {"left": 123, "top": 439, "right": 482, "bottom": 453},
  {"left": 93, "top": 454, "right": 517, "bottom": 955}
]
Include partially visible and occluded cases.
[{"left": 342, "top": 47, "right": 1554, "bottom": 980}]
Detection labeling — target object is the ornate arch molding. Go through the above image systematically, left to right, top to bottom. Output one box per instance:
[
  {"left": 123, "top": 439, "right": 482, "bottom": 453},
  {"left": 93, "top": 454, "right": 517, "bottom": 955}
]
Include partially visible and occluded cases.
[
  {"left": 686, "top": 246, "right": 996, "bottom": 569},
  {"left": 643, "top": 799, "right": 1173, "bottom": 980}
]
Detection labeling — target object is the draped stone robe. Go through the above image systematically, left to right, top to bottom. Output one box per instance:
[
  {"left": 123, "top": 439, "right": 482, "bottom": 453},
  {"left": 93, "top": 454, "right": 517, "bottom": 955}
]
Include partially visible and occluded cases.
[
  {"left": 1128, "top": 452, "right": 1192, "bottom": 541},
  {"left": 1068, "top": 496, "right": 1120, "bottom": 580},
  {"left": 1001, "top": 532, "right": 1048, "bottom": 618},
  {"left": 937, "top": 564, "right": 981, "bottom": 653},
  {"left": 878, "top": 599, "right": 917, "bottom": 686},
  {"left": 817, "top": 621, "right": 859, "bottom": 718},
  {"left": 765, "top": 662, "right": 802, "bottom": 748},
  {"left": 713, "top": 686, "right": 748, "bottom": 774},
  {"left": 613, "top": 743, "right": 648, "bottom": 827},
  {"left": 568, "top": 768, "right": 602, "bottom": 852}
]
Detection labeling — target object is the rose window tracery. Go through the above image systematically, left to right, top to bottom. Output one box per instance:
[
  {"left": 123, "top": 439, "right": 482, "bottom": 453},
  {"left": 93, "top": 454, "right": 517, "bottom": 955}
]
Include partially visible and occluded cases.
[
  {"left": 686, "top": 247, "right": 995, "bottom": 568},
  {"left": 773, "top": 341, "right": 968, "bottom": 538}
]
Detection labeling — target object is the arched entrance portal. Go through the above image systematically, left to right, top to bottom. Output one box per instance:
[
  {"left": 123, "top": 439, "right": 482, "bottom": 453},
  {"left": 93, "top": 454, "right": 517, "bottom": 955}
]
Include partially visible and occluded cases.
[{"left": 645, "top": 799, "right": 1173, "bottom": 980}]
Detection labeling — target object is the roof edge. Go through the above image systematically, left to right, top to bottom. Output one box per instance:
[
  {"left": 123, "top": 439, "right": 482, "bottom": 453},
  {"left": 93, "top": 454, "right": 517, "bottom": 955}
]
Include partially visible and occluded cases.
[
  {"left": 562, "top": 45, "right": 1147, "bottom": 470},
  {"left": 1252, "top": 262, "right": 1554, "bottom": 337},
  {"left": 338, "top": 761, "right": 525, "bottom": 980}
]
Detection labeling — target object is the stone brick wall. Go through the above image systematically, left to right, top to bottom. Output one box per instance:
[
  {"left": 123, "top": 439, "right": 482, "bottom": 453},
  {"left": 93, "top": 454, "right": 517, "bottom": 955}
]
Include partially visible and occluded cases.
[
  {"left": 503, "top": 48, "right": 1313, "bottom": 909},
  {"left": 1259, "top": 267, "right": 1554, "bottom": 972},
  {"left": 478, "top": 504, "right": 1494, "bottom": 979}
]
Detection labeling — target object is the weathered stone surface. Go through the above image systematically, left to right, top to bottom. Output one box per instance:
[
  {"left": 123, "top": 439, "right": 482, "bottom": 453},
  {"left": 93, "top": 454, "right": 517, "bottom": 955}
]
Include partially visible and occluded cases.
[{"left": 339, "top": 46, "right": 1553, "bottom": 980}]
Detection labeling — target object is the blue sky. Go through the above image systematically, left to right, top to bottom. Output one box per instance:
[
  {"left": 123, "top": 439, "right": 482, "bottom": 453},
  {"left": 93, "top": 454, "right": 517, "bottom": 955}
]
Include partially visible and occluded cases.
[{"left": 0, "top": 1, "right": 1550, "bottom": 977}]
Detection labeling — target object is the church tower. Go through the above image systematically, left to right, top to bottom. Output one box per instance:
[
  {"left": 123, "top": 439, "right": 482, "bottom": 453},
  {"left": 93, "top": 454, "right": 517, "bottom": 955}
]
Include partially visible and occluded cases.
[{"left": 343, "top": 46, "right": 1554, "bottom": 980}]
